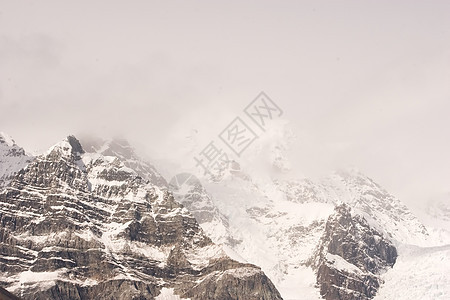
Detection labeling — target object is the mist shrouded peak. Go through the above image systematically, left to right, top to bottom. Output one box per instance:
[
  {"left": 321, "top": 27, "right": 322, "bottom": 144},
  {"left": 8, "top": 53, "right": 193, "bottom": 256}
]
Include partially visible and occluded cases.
[
  {"left": 0, "top": 132, "right": 16, "bottom": 147},
  {"left": 0, "top": 132, "right": 33, "bottom": 186},
  {"left": 0, "top": 132, "right": 26, "bottom": 156},
  {"left": 45, "top": 135, "right": 85, "bottom": 158},
  {"left": 77, "top": 135, "right": 168, "bottom": 187},
  {"left": 78, "top": 136, "right": 134, "bottom": 159}
]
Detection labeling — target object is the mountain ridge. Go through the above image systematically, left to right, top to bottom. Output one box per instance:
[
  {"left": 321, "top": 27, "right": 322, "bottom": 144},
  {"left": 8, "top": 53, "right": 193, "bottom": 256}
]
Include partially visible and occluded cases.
[
  {"left": 1, "top": 133, "right": 449, "bottom": 299},
  {"left": 0, "top": 135, "right": 282, "bottom": 300}
]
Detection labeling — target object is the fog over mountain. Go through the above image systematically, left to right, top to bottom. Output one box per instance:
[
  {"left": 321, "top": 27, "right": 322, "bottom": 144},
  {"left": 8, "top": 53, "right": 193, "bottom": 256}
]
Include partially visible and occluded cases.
[{"left": 1, "top": 1, "right": 450, "bottom": 213}]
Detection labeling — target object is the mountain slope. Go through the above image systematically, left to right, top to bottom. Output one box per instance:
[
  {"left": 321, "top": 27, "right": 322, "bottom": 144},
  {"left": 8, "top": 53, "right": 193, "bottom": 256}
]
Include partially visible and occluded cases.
[
  {"left": 83, "top": 131, "right": 444, "bottom": 300},
  {"left": 0, "top": 132, "right": 33, "bottom": 187},
  {"left": 3, "top": 132, "right": 446, "bottom": 300},
  {"left": 0, "top": 136, "right": 282, "bottom": 300},
  {"left": 81, "top": 137, "right": 167, "bottom": 188},
  {"left": 173, "top": 165, "right": 437, "bottom": 299},
  {"left": 276, "top": 169, "right": 430, "bottom": 246},
  {"left": 310, "top": 204, "right": 397, "bottom": 300},
  {"left": 375, "top": 244, "right": 450, "bottom": 300}
]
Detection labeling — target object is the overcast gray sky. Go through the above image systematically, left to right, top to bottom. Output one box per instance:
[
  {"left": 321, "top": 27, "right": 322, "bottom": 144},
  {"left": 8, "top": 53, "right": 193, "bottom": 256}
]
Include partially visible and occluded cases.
[{"left": 1, "top": 1, "right": 449, "bottom": 207}]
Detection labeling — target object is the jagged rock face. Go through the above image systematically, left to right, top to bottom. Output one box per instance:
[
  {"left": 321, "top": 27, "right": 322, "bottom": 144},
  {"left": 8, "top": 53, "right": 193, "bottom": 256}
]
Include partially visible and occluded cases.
[
  {"left": 0, "top": 133, "right": 33, "bottom": 187},
  {"left": 0, "top": 137, "right": 282, "bottom": 300},
  {"left": 81, "top": 137, "right": 168, "bottom": 188},
  {"left": 152, "top": 161, "right": 427, "bottom": 298},
  {"left": 275, "top": 171, "right": 429, "bottom": 246},
  {"left": 323, "top": 171, "right": 429, "bottom": 244},
  {"left": 177, "top": 174, "right": 335, "bottom": 299},
  {"left": 170, "top": 176, "right": 241, "bottom": 246},
  {"left": 274, "top": 178, "right": 327, "bottom": 204},
  {"left": 311, "top": 204, "right": 398, "bottom": 300},
  {"left": 0, "top": 286, "right": 20, "bottom": 300}
]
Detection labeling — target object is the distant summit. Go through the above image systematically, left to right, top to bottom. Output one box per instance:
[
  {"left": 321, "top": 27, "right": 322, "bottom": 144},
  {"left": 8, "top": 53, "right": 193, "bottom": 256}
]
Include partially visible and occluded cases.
[{"left": 0, "top": 132, "right": 33, "bottom": 187}]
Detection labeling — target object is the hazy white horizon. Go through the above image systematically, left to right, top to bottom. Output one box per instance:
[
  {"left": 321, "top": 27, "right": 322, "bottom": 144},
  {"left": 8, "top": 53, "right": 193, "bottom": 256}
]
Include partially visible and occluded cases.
[{"left": 1, "top": 1, "right": 449, "bottom": 208}]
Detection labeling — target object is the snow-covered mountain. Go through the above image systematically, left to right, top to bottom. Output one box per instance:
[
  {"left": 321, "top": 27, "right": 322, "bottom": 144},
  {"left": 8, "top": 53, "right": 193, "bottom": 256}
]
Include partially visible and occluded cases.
[
  {"left": 169, "top": 124, "right": 449, "bottom": 299},
  {"left": 0, "top": 132, "right": 33, "bottom": 187},
  {"left": 1, "top": 132, "right": 448, "bottom": 300},
  {"left": 0, "top": 135, "right": 282, "bottom": 300},
  {"left": 80, "top": 137, "right": 168, "bottom": 188},
  {"left": 175, "top": 168, "right": 407, "bottom": 299},
  {"left": 275, "top": 169, "right": 431, "bottom": 246},
  {"left": 170, "top": 174, "right": 238, "bottom": 247},
  {"left": 410, "top": 193, "right": 450, "bottom": 246},
  {"left": 310, "top": 204, "right": 397, "bottom": 300},
  {"left": 376, "top": 243, "right": 450, "bottom": 300}
]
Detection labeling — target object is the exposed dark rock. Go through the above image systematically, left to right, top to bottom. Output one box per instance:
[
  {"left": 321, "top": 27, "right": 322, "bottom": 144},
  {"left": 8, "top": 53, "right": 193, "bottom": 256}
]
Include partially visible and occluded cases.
[
  {"left": 0, "top": 136, "right": 282, "bottom": 300},
  {"left": 67, "top": 136, "right": 85, "bottom": 155},
  {"left": 80, "top": 137, "right": 167, "bottom": 188},
  {"left": 310, "top": 204, "right": 397, "bottom": 300},
  {"left": 0, "top": 286, "right": 21, "bottom": 300}
]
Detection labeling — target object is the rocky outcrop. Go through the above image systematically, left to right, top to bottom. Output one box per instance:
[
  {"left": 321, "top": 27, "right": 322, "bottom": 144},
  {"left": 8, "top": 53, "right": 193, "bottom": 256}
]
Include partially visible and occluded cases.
[
  {"left": 0, "top": 132, "right": 33, "bottom": 187},
  {"left": 0, "top": 136, "right": 282, "bottom": 300},
  {"left": 80, "top": 137, "right": 167, "bottom": 188},
  {"left": 170, "top": 174, "right": 241, "bottom": 246},
  {"left": 310, "top": 204, "right": 397, "bottom": 300},
  {"left": 0, "top": 286, "right": 21, "bottom": 300}
]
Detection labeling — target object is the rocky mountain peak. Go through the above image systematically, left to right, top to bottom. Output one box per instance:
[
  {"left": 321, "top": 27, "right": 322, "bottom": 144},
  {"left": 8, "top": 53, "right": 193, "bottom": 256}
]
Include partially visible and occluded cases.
[
  {"left": 0, "top": 132, "right": 16, "bottom": 147},
  {"left": 0, "top": 133, "right": 33, "bottom": 187},
  {"left": 0, "top": 135, "right": 282, "bottom": 300},
  {"left": 45, "top": 135, "right": 85, "bottom": 159},
  {"left": 67, "top": 135, "right": 85, "bottom": 155},
  {"left": 79, "top": 136, "right": 167, "bottom": 188},
  {"left": 81, "top": 137, "right": 133, "bottom": 159},
  {"left": 317, "top": 170, "right": 430, "bottom": 245},
  {"left": 311, "top": 204, "right": 398, "bottom": 300}
]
